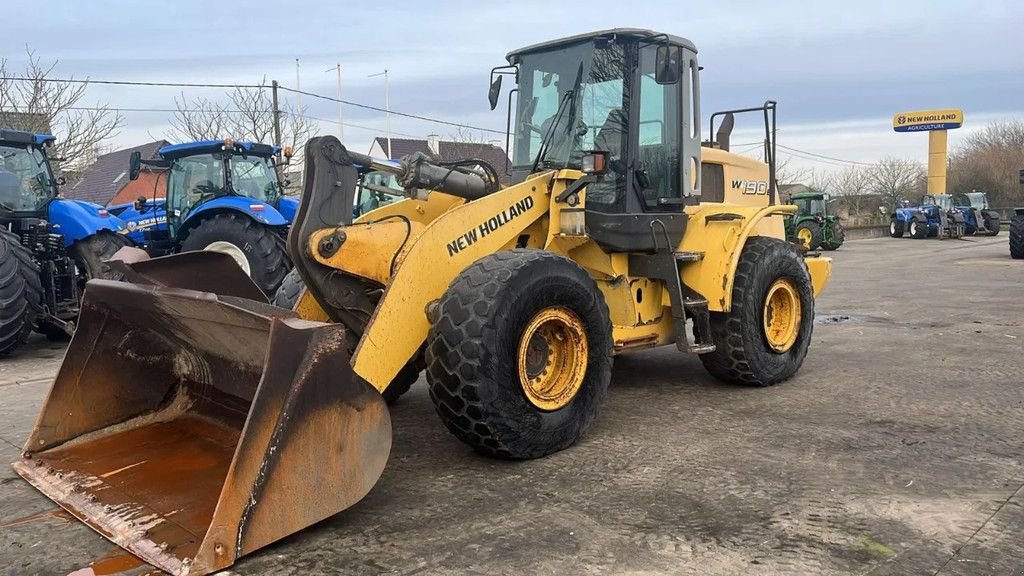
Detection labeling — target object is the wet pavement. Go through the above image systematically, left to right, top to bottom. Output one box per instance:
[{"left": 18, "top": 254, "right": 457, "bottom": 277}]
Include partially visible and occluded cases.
[{"left": 1, "top": 235, "right": 1022, "bottom": 575}]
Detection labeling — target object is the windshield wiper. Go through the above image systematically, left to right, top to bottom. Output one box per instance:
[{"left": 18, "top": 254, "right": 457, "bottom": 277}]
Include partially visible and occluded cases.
[{"left": 530, "top": 62, "right": 584, "bottom": 174}]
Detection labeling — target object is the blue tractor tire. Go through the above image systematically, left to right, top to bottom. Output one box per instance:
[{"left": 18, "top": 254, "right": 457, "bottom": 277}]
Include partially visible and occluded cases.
[
  {"left": 179, "top": 212, "right": 290, "bottom": 296},
  {"left": 910, "top": 217, "right": 928, "bottom": 239},
  {"left": 889, "top": 219, "right": 905, "bottom": 238},
  {"left": 0, "top": 229, "right": 43, "bottom": 355}
]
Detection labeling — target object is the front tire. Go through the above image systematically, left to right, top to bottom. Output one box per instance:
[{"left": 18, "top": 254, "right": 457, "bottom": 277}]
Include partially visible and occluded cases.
[
  {"left": 983, "top": 212, "right": 1001, "bottom": 236},
  {"left": 179, "top": 213, "right": 290, "bottom": 296},
  {"left": 1010, "top": 215, "right": 1024, "bottom": 259},
  {"left": 910, "top": 218, "right": 928, "bottom": 239},
  {"left": 794, "top": 221, "right": 823, "bottom": 250},
  {"left": 0, "top": 229, "right": 43, "bottom": 355},
  {"left": 70, "top": 232, "right": 130, "bottom": 287},
  {"left": 698, "top": 237, "right": 814, "bottom": 387},
  {"left": 425, "top": 249, "right": 613, "bottom": 459}
]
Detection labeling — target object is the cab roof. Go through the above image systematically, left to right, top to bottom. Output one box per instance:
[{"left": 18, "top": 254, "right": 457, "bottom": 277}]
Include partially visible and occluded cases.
[
  {"left": 506, "top": 28, "right": 697, "bottom": 64},
  {"left": 0, "top": 128, "right": 56, "bottom": 147},
  {"left": 159, "top": 139, "right": 279, "bottom": 160}
]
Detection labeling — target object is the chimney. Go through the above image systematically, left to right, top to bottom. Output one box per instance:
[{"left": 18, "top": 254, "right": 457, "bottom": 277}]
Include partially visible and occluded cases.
[{"left": 427, "top": 134, "right": 440, "bottom": 156}]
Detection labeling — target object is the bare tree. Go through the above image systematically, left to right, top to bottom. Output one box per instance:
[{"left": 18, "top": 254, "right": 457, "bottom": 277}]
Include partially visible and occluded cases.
[
  {"left": 0, "top": 47, "right": 123, "bottom": 174},
  {"left": 168, "top": 79, "right": 318, "bottom": 171},
  {"left": 949, "top": 119, "right": 1024, "bottom": 209},
  {"left": 775, "top": 157, "right": 810, "bottom": 186},
  {"left": 868, "top": 157, "right": 925, "bottom": 210}
]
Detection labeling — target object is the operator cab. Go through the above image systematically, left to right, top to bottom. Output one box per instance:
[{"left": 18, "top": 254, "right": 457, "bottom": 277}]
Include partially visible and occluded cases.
[
  {"left": 498, "top": 29, "right": 701, "bottom": 252},
  {"left": 0, "top": 129, "right": 59, "bottom": 222},
  {"left": 955, "top": 191, "right": 989, "bottom": 209},
  {"left": 792, "top": 194, "right": 827, "bottom": 217}
]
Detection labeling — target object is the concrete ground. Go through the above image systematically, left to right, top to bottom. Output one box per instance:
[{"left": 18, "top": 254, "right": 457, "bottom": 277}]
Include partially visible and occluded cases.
[{"left": 1, "top": 235, "right": 1022, "bottom": 575}]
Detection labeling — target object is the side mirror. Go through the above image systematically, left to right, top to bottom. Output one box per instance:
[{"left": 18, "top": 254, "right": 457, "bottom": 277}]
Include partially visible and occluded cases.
[
  {"left": 655, "top": 45, "right": 682, "bottom": 85},
  {"left": 488, "top": 75, "right": 503, "bottom": 111},
  {"left": 129, "top": 151, "right": 142, "bottom": 181},
  {"left": 56, "top": 176, "right": 67, "bottom": 186}
]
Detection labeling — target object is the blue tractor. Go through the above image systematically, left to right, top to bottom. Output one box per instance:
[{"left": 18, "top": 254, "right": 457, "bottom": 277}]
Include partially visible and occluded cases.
[
  {"left": 0, "top": 128, "right": 131, "bottom": 353},
  {"left": 109, "top": 139, "right": 297, "bottom": 294},
  {"left": 952, "top": 191, "right": 1001, "bottom": 236},
  {"left": 889, "top": 194, "right": 966, "bottom": 240}
]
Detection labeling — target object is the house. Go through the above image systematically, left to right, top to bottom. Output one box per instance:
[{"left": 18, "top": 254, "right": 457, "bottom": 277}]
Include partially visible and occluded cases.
[
  {"left": 368, "top": 135, "right": 511, "bottom": 184},
  {"left": 65, "top": 141, "right": 168, "bottom": 206}
]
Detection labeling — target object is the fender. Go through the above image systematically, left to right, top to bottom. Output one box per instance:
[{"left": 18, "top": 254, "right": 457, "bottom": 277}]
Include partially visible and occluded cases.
[
  {"left": 348, "top": 172, "right": 552, "bottom": 392},
  {"left": 181, "top": 196, "right": 289, "bottom": 234},
  {"left": 274, "top": 196, "right": 299, "bottom": 223},
  {"left": 47, "top": 199, "right": 127, "bottom": 247},
  {"left": 678, "top": 204, "right": 830, "bottom": 312}
]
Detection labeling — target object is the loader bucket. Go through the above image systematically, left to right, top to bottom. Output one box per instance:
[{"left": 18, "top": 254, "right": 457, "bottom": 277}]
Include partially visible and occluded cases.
[{"left": 11, "top": 279, "right": 390, "bottom": 575}]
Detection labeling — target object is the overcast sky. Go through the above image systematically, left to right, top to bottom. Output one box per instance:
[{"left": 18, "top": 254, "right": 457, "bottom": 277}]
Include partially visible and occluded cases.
[{"left": 3, "top": 0, "right": 1022, "bottom": 176}]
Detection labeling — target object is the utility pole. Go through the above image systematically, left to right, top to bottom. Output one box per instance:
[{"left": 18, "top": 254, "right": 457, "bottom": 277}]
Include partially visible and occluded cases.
[
  {"left": 295, "top": 59, "right": 302, "bottom": 114},
  {"left": 325, "top": 64, "right": 344, "bottom": 142},
  {"left": 369, "top": 68, "right": 391, "bottom": 158},
  {"left": 271, "top": 80, "right": 282, "bottom": 150}
]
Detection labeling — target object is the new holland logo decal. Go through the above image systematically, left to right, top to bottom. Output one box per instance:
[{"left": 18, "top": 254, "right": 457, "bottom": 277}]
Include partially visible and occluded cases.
[{"left": 446, "top": 196, "right": 535, "bottom": 257}]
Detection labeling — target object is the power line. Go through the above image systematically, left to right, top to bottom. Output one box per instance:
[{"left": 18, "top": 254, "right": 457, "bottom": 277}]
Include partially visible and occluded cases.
[
  {"left": 2, "top": 75, "right": 508, "bottom": 136},
  {"left": 0, "top": 76, "right": 263, "bottom": 89},
  {"left": 276, "top": 85, "right": 506, "bottom": 135},
  {"left": 778, "top": 144, "right": 872, "bottom": 166}
]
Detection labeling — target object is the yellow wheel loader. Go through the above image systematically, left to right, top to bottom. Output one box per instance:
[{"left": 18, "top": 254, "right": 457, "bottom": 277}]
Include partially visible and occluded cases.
[{"left": 12, "top": 29, "right": 831, "bottom": 575}]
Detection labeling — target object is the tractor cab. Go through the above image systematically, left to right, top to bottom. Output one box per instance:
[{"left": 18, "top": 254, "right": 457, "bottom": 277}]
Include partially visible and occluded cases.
[
  {"left": 496, "top": 29, "right": 702, "bottom": 252},
  {"left": 0, "top": 130, "right": 60, "bottom": 220},
  {"left": 128, "top": 139, "right": 291, "bottom": 245},
  {"left": 955, "top": 191, "right": 989, "bottom": 210},
  {"left": 791, "top": 192, "right": 828, "bottom": 218},
  {"left": 921, "top": 193, "right": 953, "bottom": 211}
]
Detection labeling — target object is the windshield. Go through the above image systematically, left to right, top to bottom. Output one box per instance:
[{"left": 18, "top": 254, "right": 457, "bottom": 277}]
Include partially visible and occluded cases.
[
  {"left": 511, "top": 41, "right": 626, "bottom": 172},
  {"left": 0, "top": 144, "right": 56, "bottom": 212},
  {"left": 167, "top": 153, "right": 279, "bottom": 216},
  {"left": 231, "top": 156, "right": 280, "bottom": 202},
  {"left": 356, "top": 170, "right": 404, "bottom": 216},
  {"left": 963, "top": 192, "right": 988, "bottom": 209},
  {"left": 924, "top": 194, "right": 952, "bottom": 210}
]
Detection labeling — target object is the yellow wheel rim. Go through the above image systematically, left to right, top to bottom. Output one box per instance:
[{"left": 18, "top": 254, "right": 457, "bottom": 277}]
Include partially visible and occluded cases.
[
  {"left": 797, "top": 228, "right": 813, "bottom": 247},
  {"left": 763, "top": 279, "right": 801, "bottom": 353},
  {"left": 517, "top": 307, "right": 588, "bottom": 411}
]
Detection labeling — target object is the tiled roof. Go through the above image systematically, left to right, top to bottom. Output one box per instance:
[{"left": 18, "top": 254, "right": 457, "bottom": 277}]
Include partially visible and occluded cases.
[
  {"left": 373, "top": 137, "right": 511, "bottom": 184},
  {"left": 66, "top": 140, "right": 168, "bottom": 205}
]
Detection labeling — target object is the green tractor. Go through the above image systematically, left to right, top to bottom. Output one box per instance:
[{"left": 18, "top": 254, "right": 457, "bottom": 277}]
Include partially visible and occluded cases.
[{"left": 785, "top": 191, "right": 845, "bottom": 250}]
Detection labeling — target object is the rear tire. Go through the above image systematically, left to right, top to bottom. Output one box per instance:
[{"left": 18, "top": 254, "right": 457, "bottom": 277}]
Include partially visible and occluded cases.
[
  {"left": 179, "top": 213, "right": 290, "bottom": 296},
  {"left": 1010, "top": 215, "right": 1024, "bottom": 259},
  {"left": 889, "top": 219, "right": 904, "bottom": 238},
  {"left": 794, "top": 221, "right": 823, "bottom": 250},
  {"left": 821, "top": 221, "right": 845, "bottom": 250},
  {"left": 0, "top": 229, "right": 43, "bottom": 355},
  {"left": 698, "top": 237, "right": 814, "bottom": 387},
  {"left": 425, "top": 249, "right": 613, "bottom": 459},
  {"left": 271, "top": 267, "right": 419, "bottom": 404}
]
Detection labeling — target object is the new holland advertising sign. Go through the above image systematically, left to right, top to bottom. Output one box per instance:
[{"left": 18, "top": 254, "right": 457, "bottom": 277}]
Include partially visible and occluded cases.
[{"left": 892, "top": 109, "right": 964, "bottom": 133}]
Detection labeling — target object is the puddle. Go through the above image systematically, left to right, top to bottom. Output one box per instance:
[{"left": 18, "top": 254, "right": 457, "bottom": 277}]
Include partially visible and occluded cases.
[
  {"left": 815, "top": 314, "right": 871, "bottom": 325},
  {"left": 0, "top": 508, "right": 74, "bottom": 529},
  {"left": 67, "top": 548, "right": 149, "bottom": 576}
]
